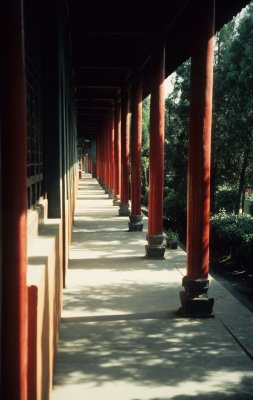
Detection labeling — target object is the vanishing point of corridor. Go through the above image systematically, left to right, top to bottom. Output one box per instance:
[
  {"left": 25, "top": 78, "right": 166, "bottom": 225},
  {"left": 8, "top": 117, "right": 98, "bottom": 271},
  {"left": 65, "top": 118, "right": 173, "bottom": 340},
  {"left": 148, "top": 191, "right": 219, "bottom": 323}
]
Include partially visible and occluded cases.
[{"left": 52, "top": 174, "right": 253, "bottom": 400}]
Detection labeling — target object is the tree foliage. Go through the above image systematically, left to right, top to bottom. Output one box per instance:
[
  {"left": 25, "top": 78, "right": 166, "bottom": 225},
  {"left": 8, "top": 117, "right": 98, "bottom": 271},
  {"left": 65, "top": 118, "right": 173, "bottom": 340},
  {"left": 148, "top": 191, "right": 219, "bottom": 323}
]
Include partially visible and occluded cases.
[
  {"left": 164, "top": 2, "right": 253, "bottom": 234},
  {"left": 140, "top": 3, "right": 253, "bottom": 250},
  {"left": 212, "top": 3, "right": 253, "bottom": 213},
  {"left": 164, "top": 61, "right": 190, "bottom": 239},
  {"left": 141, "top": 96, "right": 150, "bottom": 206}
]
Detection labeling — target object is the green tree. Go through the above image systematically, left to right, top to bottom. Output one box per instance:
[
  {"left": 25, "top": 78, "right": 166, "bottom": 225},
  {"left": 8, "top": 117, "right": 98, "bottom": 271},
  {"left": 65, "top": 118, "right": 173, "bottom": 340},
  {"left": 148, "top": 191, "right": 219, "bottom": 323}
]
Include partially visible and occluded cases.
[
  {"left": 212, "top": 4, "right": 253, "bottom": 213},
  {"left": 164, "top": 61, "right": 190, "bottom": 238},
  {"left": 141, "top": 96, "right": 150, "bottom": 206}
]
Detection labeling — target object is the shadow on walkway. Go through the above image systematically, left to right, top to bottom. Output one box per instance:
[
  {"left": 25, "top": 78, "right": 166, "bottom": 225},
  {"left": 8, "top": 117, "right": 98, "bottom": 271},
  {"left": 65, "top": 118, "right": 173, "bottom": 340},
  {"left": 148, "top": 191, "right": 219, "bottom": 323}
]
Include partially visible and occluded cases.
[{"left": 52, "top": 174, "right": 253, "bottom": 400}]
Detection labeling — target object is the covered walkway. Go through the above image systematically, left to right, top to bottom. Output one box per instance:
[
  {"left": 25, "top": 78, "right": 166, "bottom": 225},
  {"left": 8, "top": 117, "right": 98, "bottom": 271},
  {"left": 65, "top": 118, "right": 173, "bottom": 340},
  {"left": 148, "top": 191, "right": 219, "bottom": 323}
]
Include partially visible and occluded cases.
[
  {"left": 3, "top": 1, "right": 253, "bottom": 398},
  {"left": 52, "top": 174, "right": 253, "bottom": 400}
]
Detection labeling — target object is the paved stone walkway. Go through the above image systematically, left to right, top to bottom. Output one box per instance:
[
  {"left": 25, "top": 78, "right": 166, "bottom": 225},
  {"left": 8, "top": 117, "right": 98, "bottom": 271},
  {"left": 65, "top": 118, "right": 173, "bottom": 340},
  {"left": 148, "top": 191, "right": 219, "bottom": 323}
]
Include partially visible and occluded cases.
[{"left": 52, "top": 174, "right": 253, "bottom": 400}]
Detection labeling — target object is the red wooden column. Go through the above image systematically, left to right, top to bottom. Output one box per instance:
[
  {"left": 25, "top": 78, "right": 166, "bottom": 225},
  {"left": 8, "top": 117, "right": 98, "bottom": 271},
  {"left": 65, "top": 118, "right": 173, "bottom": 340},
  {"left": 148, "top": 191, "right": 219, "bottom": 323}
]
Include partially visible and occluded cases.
[
  {"left": 2, "top": 0, "right": 28, "bottom": 398},
  {"left": 180, "top": 0, "right": 215, "bottom": 317},
  {"left": 145, "top": 44, "right": 165, "bottom": 258},
  {"left": 129, "top": 74, "right": 143, "bottom": 231},
  {"left": 119, "top": 88, "right": 130, "bottom": 216},
  {"left": 113, "top": 101, "right": 121, "bottom": 206},
  {"left": 108, "top": 111, "right": 115, "bottom": 199},
  {"left": 107, "top": 117, "right": 112, "bottom": 194},
  {"left": 106, "top": 119, "right": 111, "bottom": 193},
  {"left": 106, "top": 119, "right": 111, "bottom": 194},
  {"left": 104, "top": 123, "right": 110, "bottom": 193},
  {"left": 103, "top": 127, "right": 107, "bottom": 187},
  {"left": 101, "top": 132, "right": 106, "bottom": 186},
  {"left": 99, "top": 133, "right": 104, "bottom": 186},
  {"left": 96, "top": 135, "right": 100, "bottom": 181},
  {"left": 98, "top": 135, "right": 103, "bottom": 185},
  {"left": 99, "top": 135, "right": 103, "bottom": 183},
  {"left": 88, "top": 155, "right": 92, "bottom": 173},
  {"left": 90, "top": 155, "right": 93, "bottom": 175}
]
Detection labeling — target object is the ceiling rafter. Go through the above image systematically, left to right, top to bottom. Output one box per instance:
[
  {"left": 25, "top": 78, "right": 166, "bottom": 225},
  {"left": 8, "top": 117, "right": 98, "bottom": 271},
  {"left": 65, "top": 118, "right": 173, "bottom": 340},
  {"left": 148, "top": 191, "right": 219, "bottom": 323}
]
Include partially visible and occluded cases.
[{"left": 69, "top": 0, "right": 250, "bottom": 139}]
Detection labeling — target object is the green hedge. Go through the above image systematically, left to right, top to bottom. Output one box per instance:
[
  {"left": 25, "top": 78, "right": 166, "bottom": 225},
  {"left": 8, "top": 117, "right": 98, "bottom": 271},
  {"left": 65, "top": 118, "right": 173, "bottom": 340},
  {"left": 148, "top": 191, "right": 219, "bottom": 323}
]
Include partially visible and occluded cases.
[
  {"left": 214, "top": 188, "right": 238, "bottom": 213},
  {"left": 163, "top": 189, "right": 187, "bottom": 241},
  {"left": 210, "top": 212, "right": 253, "bottom": 268}
]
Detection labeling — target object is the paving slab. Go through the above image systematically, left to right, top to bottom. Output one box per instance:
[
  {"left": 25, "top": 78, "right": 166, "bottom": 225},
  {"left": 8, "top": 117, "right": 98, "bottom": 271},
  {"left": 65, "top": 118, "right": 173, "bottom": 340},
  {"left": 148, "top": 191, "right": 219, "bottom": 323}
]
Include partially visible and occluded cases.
[{"left": 52, "top": 174, "right": 253, "bottom": 400}]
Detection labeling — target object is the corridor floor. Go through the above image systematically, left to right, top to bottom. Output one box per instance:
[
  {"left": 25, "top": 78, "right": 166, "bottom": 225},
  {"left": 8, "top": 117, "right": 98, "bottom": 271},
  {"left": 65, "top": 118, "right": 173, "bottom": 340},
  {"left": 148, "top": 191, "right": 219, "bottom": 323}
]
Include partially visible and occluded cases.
[{"left": 52, "top": 174, "right": 253, "bottom": 400}]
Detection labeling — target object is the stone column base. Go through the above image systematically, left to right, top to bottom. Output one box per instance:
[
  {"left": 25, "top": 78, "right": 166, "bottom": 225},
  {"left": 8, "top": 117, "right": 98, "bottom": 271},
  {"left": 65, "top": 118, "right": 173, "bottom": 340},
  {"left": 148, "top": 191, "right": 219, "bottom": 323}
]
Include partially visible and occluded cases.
[
  {"left": 108, "top": 189, "right": 114, "bottom": 199},
  {"left": 113, "top": 195, "right": 120, "bottom": 206},
  {"left": 119, "top": 202, "right": 130, "bottom": 216},
  {"left": 128, "top": 215, "right": 143, "bottom": 231},
  {"left": 145, "top": 234, "right": 165, "bottom": 259},
  {"left": 179, "top": 276, "right": 214, "bottom": 317}
]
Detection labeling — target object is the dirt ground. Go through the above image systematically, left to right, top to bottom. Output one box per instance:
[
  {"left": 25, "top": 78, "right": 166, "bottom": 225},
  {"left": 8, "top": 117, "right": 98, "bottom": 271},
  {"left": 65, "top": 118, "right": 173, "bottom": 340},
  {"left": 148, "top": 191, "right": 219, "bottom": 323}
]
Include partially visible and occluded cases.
[{"left": 211, "top": 263, "right": 253, "bottom": 313}]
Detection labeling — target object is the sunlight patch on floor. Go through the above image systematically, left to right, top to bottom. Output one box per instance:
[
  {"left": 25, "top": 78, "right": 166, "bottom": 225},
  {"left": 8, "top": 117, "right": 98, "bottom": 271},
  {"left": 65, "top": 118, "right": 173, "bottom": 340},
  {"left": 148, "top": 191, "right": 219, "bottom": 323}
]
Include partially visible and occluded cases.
[{"left": 52, "top": 369, "right": 253, "bottom": 400}]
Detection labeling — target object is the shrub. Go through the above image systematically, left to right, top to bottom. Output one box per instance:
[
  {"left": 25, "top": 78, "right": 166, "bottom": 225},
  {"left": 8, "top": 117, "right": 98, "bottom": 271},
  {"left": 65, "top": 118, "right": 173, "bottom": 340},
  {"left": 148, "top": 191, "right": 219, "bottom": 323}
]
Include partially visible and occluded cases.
[
  {"left": 141, "top": 186, "right": 149, "bottom": 207},
  {"left": 214, "top": 187, "right": 238, "bottom": 213},
  {"left": 163, "top": 189, "right": 187, "bottom": 241},
  {"left": 163, "top": 189, "right": 178, "bottom": 221},
  {"left": 210, "top": 212, "right": 253, "bottom": 268},
  {"left": 165, "top": 229, "right": 179, "bottom": 249}
]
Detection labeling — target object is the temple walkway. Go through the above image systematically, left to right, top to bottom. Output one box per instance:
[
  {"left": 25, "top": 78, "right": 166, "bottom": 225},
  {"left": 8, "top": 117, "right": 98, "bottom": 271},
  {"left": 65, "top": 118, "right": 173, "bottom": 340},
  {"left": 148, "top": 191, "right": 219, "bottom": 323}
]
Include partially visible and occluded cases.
[{"left": 52, "top": 174, "right": 253, "bottom": 400}]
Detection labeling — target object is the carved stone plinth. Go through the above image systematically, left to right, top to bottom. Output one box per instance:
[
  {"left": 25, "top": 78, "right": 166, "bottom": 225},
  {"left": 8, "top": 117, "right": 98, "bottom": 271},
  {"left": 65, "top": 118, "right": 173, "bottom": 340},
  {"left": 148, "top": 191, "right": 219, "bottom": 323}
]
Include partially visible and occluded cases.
[
  {"left": 108, "top": 189, "right": 114, "bottom": 199},
  {"left": 113, "top": 195, "right": 120, "bottom": 206},
  {"left": 119, "top": 202, "right": 130, "bottom": 216},
  {"left": 128, "top": 215, "right": 143, "bottom": 231},
  {"left": 145, "top": 234, "right": 165, "bottom": 259},
  {"left": 179, "top": 276, "right": 214, "bottom": 317}
]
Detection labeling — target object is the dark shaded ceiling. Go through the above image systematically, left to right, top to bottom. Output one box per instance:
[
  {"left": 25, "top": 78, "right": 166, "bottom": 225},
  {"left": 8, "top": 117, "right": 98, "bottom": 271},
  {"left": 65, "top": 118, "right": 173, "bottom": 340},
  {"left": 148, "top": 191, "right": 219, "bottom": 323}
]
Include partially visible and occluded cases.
[{"left": 68, "top": 0, "right": 250, "bottom": 140}]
